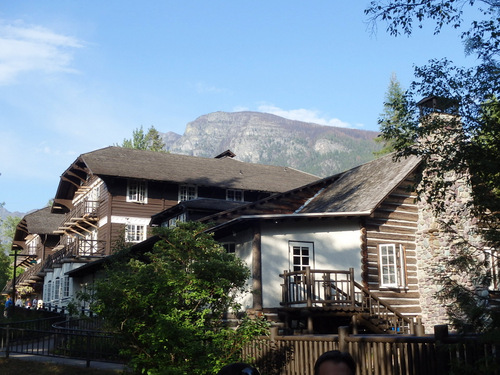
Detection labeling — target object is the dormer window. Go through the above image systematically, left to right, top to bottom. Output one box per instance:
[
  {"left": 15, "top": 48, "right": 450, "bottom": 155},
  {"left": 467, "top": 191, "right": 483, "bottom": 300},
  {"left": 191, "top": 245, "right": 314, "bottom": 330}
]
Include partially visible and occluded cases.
[
  {"left": 127, "top": 180, "right": 147, "bottom": 204},
  {"left": 179, "top": 185, "right": 197, "bottom": 202},
  {"left": 226, "top": 189, "right": 244, "bottom": 202}
]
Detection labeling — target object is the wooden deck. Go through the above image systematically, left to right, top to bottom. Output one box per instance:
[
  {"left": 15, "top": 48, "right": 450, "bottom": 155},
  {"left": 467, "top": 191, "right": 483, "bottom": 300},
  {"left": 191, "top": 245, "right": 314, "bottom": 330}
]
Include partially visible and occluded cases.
[{"left": 280, "top": 267, "right": 416, "bottom": 334}]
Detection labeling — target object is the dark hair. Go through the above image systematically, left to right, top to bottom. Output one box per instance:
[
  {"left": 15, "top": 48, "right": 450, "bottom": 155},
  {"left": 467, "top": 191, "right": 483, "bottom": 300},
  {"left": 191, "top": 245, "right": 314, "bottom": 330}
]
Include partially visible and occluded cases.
[
  {"left": 314, "top": 350, "right": 356, "bottom": 375},
  {"left": 217, "top": 363, "right": 260, "bottom": 375}
]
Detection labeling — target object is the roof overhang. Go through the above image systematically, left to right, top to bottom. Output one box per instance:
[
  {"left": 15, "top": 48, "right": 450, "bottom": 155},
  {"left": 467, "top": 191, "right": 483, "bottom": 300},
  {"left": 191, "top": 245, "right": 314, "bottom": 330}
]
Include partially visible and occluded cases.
[{"left": 207, "top": 211, "right": 370, "bottom": 237}]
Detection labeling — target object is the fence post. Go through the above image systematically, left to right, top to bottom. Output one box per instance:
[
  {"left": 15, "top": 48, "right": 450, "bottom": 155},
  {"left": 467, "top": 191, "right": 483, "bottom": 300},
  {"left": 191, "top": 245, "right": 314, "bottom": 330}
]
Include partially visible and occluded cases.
[
  {"left": 349, "top": 268, "right": 355, "bottom": 308},
  {"left": 415, "top": 316, "right": 425, "bottom": 336},
  {"left": 434, "top": 324, "right": 449, "bottom": 374},
  {"left": 434, "top": 324, "right": 448, "bottom": 341},
  {"left": 5, "top": 325, "right": 10, "bottom": 359},
  {"left": 338, "top": 326, "right": 349, "bottom": 353},
  {"left": 86, "top": 330, "right": 91, "bottom": 368}
]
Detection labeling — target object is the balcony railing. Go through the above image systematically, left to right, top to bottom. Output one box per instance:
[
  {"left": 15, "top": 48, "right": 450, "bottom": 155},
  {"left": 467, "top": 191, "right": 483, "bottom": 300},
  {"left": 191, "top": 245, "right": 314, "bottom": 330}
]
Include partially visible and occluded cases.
[
  {"left": 67, "top": 238, "right": 106, "bottom": 257},
  {"left": 41, "top": 239, "right": 106, "bottom": 271},
  {"left": 280, "top": 267, "right": 414, "bottom": 334}
]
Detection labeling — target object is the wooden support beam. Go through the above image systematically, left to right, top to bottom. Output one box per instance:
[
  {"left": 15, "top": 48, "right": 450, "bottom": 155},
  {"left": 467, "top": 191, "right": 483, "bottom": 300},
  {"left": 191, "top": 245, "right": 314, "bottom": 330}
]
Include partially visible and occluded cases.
[{"left": 61, "top": 175, "right": 81, "bottom": 189}]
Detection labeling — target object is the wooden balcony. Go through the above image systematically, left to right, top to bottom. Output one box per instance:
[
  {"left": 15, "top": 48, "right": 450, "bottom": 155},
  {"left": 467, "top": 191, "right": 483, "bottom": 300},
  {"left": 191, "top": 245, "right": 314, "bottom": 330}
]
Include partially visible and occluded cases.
[
  {"left": 54, "top": 199, "right": 100, "bottom": 236},
  {"left": 39, "top": 239, "right": 106, "bottom": 273},
  {"left": 280, "top": 267, "right": 415, "bottom": 334}
]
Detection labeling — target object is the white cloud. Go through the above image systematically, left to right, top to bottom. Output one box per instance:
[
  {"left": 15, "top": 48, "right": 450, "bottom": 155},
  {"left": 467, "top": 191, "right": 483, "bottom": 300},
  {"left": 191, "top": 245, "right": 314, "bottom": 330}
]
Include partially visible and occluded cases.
[
  {"left": 0, "top": 20, "right": 83, "bottom": 84},
  {"left": 257, "top": 104, "right": 364, "bottom": 128}
]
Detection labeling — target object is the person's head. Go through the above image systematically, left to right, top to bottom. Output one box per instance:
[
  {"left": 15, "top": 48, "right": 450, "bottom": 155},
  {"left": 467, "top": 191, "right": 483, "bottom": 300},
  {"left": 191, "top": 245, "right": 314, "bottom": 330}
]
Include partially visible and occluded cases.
[
  {"left": 314, "top": 350, "right": 356, "bottom": 375},
  {"left": 217, "top": 363, "right": 260, "bottom": 375}
]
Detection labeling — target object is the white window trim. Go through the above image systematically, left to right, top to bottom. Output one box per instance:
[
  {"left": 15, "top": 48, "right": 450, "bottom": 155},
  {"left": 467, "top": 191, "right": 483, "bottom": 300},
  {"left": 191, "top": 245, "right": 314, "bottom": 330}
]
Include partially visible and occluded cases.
[
  {"left": 127, "top": 180, "right": 148, "bottom": 204},
  {"left": 178, "top": 184, "right": 198, "bottom": 202},
  {"left": 226, "top": 189, "right": 245, "bottom": 202},
  {"left": 125, "top": 224, "right": 147, "bottom": 243},
  {"left": 288, "top": 241, "right": 314, "bottom": 272},
  {"left": 379, "top": 244, "right": 406, "bottom": 288}
]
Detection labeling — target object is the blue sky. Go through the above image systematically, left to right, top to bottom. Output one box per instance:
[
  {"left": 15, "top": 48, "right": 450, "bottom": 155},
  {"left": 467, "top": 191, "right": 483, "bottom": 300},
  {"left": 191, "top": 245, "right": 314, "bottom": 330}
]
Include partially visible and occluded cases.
[{"left": 0, "top": 1, "right": 477, "bottom": 214}]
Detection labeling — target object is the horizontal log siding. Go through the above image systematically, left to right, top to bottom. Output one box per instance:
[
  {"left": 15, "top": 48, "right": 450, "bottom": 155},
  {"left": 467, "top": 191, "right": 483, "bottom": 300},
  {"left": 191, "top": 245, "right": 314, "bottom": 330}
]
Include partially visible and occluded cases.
[
  {"left": 363, "top": 174, "right": 421, "bottom": 316},
  {"left": 109, "top": 180, "right": 176, "bottom": 218}
]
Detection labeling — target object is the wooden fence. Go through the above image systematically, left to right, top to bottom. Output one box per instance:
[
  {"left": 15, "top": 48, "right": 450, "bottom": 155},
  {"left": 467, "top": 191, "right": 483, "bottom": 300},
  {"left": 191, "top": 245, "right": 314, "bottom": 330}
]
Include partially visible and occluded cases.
[{"left": 242, "top": 326, "right": 500, "bottom": 375}]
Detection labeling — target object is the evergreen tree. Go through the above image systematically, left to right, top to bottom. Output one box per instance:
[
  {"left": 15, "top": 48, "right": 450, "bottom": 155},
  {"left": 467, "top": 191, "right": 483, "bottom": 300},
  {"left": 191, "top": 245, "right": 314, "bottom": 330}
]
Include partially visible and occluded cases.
[
  {"left": 366, "top": 0, "right": 500, "bottom": 333},
  {"left": 375, "top": 73, "right": 410, "bottom": 156},
  {"left": 120, "top": 125, "right": 166, "bottom": 152}
]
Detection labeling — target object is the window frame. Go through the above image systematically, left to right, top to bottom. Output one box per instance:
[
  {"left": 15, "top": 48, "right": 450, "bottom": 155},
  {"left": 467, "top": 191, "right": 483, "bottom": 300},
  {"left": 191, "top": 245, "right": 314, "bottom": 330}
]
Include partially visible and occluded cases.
[
  {"left": 127, "top": 180, "right": 148, "bottom": 204},
  {"left": 178, "top": 184, "right": 198, "bottom": 202},
  {"left": 226, "top": 189, "right": 245, "bottom": 202},
  {"left": 125, "top": 224, "right": 147, "bottom": 243},
  {"left": 222, "top": 242, "right": 236, "bottom": 254},
  {"left": 379, "top": 243, "right": 406, "bottom": 288}
]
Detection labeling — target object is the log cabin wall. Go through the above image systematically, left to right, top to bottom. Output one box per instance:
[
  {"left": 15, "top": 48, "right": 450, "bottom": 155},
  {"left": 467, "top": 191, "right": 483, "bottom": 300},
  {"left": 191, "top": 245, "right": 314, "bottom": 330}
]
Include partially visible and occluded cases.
[{"left": 362, "top": 173, "right": 421, "bottom": 318}]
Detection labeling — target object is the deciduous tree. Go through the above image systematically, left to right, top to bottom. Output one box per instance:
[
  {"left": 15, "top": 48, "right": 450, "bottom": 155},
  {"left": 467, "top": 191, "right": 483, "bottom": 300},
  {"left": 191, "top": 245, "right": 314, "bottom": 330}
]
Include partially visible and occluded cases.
[{"left": 90, "top": 222, "right": 268, "bottom": 374}]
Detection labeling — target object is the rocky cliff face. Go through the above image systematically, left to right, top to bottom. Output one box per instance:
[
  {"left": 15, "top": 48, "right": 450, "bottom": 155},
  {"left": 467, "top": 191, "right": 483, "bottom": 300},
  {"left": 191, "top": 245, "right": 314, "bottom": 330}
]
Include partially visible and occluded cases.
[{"left": 163, "top": 111, "right": 382, "bottom": 177}]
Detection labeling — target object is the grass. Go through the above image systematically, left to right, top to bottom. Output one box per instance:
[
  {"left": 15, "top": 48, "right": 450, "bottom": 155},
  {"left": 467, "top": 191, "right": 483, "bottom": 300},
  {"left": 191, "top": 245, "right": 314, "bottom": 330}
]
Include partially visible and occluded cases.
[{"left": 0, "top": 358, "right": 129, "bottom": 374}]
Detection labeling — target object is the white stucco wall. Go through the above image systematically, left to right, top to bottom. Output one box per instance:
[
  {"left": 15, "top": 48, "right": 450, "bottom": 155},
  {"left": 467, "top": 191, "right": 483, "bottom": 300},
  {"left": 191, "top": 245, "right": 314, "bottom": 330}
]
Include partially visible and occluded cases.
[
  {"left": 219, "top": 217, "right": 362, "bottom": 310},
  {"left": 42, "top": 262, "right": 88, "bottom": 310}
]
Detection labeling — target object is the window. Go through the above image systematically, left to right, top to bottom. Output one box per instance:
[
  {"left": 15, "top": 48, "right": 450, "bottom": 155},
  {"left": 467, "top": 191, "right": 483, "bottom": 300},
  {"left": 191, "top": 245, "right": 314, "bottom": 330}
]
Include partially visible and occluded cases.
[
  {"left": 127, "top": 180, "right": 147, "bottom": 203},
  {"left": 179, "top": 185, "right": 197, "bottom": 202},
  {"left": 226, "top": 189, "right": 244, "bottom": 202},
  {"left": 168, "top": 213, "right": 186, "bottom": 228},
  {"left": 125, "top": 224, "right": 147, "bottom": 242},
  {"left": 289, "top": 241, "right": 313, "bottom": 271},
  {"left": 222, "top": 243, "right": 236, "bottom": 254},
  {"left": 379, "top": 244, "right": 406, "bottom": 288},
  {"left": 63, "top": 276, "right": 70, "bottom": 298},
  {"left": 54, "top": 277, "right": 60, "bottom": 300},
  {"left": 47, "top": 280, "right": 52, "bottom": 302}
]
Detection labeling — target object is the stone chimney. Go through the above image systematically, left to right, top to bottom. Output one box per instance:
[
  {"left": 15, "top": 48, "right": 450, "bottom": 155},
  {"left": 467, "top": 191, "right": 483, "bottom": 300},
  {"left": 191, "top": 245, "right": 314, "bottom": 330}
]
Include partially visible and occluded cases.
[{"left": 414, "top": 96, "right": 480, "bottom": 332}]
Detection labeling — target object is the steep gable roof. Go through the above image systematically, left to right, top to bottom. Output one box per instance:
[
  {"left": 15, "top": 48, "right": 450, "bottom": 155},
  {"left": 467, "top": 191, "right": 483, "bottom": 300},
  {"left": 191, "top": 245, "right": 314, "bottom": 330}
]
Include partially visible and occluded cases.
[
  {"left": 53, "top": 147, "right": 319, "bottom": 211},
  {"left": 81, "top": 147, "right": 317, "bottom": 190},
  {"left": 202, "top": 153, "right": 421, "bottom": 230},
  {"left": 298, "top": 153, "right": 420, "bottom": 214},
  {"left": 14, "top": 207, "right": 63, "bottom": 238}
]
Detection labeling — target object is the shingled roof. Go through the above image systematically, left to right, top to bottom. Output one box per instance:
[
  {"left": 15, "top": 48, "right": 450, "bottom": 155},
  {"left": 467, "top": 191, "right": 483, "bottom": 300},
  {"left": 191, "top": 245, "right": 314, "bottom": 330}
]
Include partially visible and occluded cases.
[
  {"left": 54, "top": 147, "right": 318, "bottom": 205},
  {"left": 202, "top": 153, "right": 421, "bottom": 230},
  {"left": 298, "top": 153, "right": 420, "bottom": 214},
  {"left": 14, "top": 207, "right": 63, "bottom": 239}
]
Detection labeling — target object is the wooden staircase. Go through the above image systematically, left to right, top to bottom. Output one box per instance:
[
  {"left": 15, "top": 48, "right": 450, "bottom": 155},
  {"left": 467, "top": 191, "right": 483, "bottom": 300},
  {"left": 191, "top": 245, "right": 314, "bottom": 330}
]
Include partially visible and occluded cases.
[{"left": 280, "top": 267, "right": 415, "bottom": 334}]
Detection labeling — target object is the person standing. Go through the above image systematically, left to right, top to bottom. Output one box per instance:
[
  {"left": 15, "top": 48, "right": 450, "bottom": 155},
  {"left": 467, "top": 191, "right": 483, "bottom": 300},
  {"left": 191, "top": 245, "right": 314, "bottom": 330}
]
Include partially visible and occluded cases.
[{"left": 4, "top": 295, "right": 13, "bottom": 318}]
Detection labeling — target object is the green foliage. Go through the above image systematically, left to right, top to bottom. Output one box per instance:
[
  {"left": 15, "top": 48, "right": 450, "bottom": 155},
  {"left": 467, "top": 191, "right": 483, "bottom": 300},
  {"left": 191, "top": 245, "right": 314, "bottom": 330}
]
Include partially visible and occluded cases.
[
  {"left": 365, "top": 0, "right": 500, "bottom": 333},
  {"left": 375, "top": 73, "right": 412, "bottom": 156},
  {"left": 120, "top": 125, "right": 166, "bottom": 152},
  {"left": 0, "top": 212, "right": 21, "bottom": 298},
  {"left": 91, "top": 222, "right": 269, "bottom": 375}
]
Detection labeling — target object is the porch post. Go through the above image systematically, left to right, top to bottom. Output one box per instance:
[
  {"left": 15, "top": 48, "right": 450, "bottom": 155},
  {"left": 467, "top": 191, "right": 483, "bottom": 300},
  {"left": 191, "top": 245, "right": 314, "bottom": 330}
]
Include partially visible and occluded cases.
[{"left": 252, "top": 225, "right": 262, "bottom": 310}]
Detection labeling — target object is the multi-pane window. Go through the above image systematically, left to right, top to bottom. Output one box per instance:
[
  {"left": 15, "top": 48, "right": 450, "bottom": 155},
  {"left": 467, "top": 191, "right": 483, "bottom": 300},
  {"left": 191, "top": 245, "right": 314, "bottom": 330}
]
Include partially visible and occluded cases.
[
  {"left": 127, "top": 180, "right": 147, "bottom": 203},
  {"left": 179, "top": 185, "right": 197, "bottom": 202},
  {"left": 226, "top": 189, "right": 244, "bottom": 202},
  {"left": 168, "top": 213, "right": 186, "bottom": 228},
  {"left": 125, "top": 224, "right": 146, "bottom": 242},
  {"left": 289, "top": 241, "right": 313, "bottom": 282},
  {"left": 289, "top": 241, "right": 313, "bottom": 271},
  {"left": 222, "top": 243, "right": 236, "bottom": 254},
  {"left": 379, "top": 244, "right": 406, "bottom": 287},
  {"left": 63, "top": 276, "right": 70, "bottom": 298},
  {"left": 54, "top": 277, "right": 61, "bottom": 300},
  {"left": 47, "top": 280, "right": 52, "bottom": 302}
]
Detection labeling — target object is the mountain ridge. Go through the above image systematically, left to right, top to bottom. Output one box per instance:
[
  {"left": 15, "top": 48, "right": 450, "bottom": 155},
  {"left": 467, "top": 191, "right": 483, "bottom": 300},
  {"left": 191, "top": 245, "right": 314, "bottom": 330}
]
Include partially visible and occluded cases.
[{"left": 162, "top": 111, "right": 382, "bottom": 177}]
